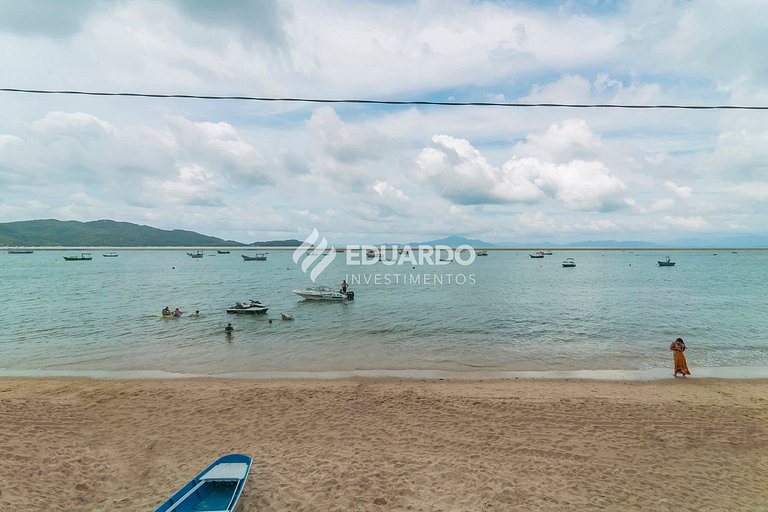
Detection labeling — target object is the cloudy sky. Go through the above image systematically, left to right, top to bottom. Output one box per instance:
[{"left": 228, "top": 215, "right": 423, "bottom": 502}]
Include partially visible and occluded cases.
[{"left": 1, "top": 0, "right": 767, "bottom": 244}]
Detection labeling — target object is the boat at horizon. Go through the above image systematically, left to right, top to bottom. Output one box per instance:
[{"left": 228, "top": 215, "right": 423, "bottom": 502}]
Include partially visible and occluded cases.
[
  {"left": 7, "top": 249, "right": 34, "bottom": 254},
  {"left": 217, "top": 250, "right": 230, "bottom": 254},
  {"left": 476, "top": 250, "right": 488, "bottom": 256},
  {"left": 187, "top": 251, "right": 204, "bottom": 258},
  {"left": 529, "top": 251, "right": 544, "bottom": 259},
  {"left": 63, "top": 252, "right": 92, "bottom": 261},
  {"left": 103, "top": 252, "right": 118, "bottom": 257},
  {"left": 658, "top": 256, "right": 676, "bottom": 267},
  {"left": 293, "top": 286, "right": 354, "bottom": 301},
  {"left": 154, "top": 453, "right": 252, "bottom": 512}
]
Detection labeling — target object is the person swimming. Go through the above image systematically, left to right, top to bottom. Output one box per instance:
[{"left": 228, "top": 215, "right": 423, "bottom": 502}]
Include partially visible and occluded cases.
[
  {"left": 162, "top": 306, "right": 171, "bottom": 316},
  {"left": 172, "top": 308, "right": 182, "bottom": 317}
]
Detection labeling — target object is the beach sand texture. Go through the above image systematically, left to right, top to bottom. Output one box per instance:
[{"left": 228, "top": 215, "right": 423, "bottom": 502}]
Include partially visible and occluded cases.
[{"left": 0, "top": 377, "right": 766, "bottom": 511}]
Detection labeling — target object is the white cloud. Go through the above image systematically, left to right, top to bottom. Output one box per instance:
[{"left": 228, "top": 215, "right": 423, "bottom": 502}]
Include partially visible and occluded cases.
[
  {"left": 417, "top": 122, "right": 629, "bottom": 212},
  {"left": 372, "top": 180, "right": 408, "bottom": 202},
  {"left": 663, "top": 180, "right": 693, "bottom": 199},
  {"left": 662, "top": 215, "right": 709, "bottom": 231}
]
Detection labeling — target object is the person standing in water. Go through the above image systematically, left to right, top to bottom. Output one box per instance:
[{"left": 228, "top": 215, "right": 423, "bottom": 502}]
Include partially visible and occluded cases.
[
  {"left": 341, "top": 279, "right": 348, "bottom": 294},
  {"left": 225, "top": 323, "right": 234, "bottom": 335},
  {"left": 670, "top": 337, "right": 691, "bottom": 377}
]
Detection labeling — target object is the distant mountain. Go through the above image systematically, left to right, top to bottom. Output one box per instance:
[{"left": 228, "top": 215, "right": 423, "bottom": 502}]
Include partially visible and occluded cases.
[
  {"left": 0, "top": 219, "right": 245, "bottom": 247},
  {"left": 409, "top": 235, "right": 496, "bottom": 248},
  {"left": 667, "top": 235, "right": 768, "bottom": 248},
  {"left": 249, "top": 239, "right": 303, "bottom": 247}
]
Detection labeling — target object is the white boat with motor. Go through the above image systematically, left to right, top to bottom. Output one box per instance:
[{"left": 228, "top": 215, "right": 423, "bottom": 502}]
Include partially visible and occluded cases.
[
  {"left": 293, "top": 286, "right": 354, "bottom": 301},
  {"left": 226, "top": 300, "right": 269, "bottom": 314}
]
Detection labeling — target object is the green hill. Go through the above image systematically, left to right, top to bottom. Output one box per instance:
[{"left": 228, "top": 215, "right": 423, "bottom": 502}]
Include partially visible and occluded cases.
[{"left": 0, "top": 219, "right": 245, "bottom": 247}]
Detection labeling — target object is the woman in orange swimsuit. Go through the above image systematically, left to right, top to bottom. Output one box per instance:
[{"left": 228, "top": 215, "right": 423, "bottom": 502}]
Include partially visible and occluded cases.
[{"left": 670, "top": 337, "right": 690, "bottom": 377}]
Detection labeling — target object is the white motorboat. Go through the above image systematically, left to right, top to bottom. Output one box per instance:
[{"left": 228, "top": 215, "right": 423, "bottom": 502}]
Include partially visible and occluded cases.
[
  {"left": 475, "top": 250, "right": 488, "bottom": 256},
  {"left": 562, "top": 257, "right": 576, "bottom": 268},
  {"left": 293, "top": 286, "right": 354, "bottom": 301},
  {"left": 226, "top": 300, "right": 268, "bottom": 314}
]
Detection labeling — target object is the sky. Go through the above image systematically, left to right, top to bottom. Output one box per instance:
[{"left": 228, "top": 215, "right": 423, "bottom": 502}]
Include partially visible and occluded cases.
[{"left": 1, "top": 0, "right": 767, "bottom": 244}]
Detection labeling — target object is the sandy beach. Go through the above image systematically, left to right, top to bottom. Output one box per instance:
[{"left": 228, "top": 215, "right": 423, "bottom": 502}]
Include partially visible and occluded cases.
[{"left": 0, "top": 377, "right": 766, "bottom": 511}]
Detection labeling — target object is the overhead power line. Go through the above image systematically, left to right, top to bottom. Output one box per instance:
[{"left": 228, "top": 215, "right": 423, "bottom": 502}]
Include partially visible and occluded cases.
[{"left": 1, "top": 87, "right": 767, "bottom": 110}]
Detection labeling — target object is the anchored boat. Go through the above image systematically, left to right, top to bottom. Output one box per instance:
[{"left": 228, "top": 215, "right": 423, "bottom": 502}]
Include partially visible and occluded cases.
[
  {"left": 63, "top": 252, "right": 92, "bottom": 261},
  {"left": 242, "top": 253, "right": 267, "bottom": 261},
  {"left": 658, "top": 256, "right": 676, "bottom": 267},
  {"left": 562, "top": 257, "right": 576, "bottom": 268},
  {"left": 155, "top": 453, "right": 252, "bottom": 512}
]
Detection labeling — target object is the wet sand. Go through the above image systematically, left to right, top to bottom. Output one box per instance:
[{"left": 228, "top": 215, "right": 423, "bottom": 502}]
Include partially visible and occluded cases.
[{"left": 0, "top": 377, "right": 766, "bottom": 511}]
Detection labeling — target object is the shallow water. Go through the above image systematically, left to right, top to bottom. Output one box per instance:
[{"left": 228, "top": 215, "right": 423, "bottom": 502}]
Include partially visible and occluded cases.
[{"left": 1, "top": 249, "right": 766, "bottom": 376}]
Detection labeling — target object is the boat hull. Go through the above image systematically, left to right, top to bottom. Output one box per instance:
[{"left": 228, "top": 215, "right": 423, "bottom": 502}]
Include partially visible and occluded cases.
[
  {"left": 658, "top": 262, "right": 676, "bottom": 266},
  {"left": 293, "top": 288, "right": 354, "bottom": 301},
  {"left": 226, "top": 307, "right": 268, "bottom": 314},
  {"left": 155, "top": 453, "right": 252, "bottom": 512}
]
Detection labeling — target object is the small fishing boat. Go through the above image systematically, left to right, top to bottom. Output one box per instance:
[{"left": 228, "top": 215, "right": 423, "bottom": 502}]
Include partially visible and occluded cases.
[
  {"left": 7, "top": 249, "right": 34, "bottom": 254},
  {"left": 217, "top": 250, "right": 230, "bottom": 254},
  {"left": 475, "top": 250, "right": 488, "bottom": 256},
  {"left": 187, "top": 251, "right": 204, "bottom": 258},
  {"left": 529, "top": 251, "right": 544, "bottom": 259},
  {"left": 541, "top": 251, "right": 553, "bottom": 255},
  {"left": 63, "top": 252, "right": 92, "bottom": 261},
  {"left": 103, "top": 252, "right": 118, "bottom": 257},
  {"left": 242, "top": 253, "right": 267, "bottom": 261},
  {"left": 658, "top": 256, "right": 676, "bottom": 267},
  {"left": 562, "top": 257, "right": 576, "bottom": 268},
  {"left": 293, "top": 286, "right": 354, "bottom": 301},
  {"left": 226, "top": 300, "right": 268, "bottom": 314},
  {"left": 155, "top": 453, "right": 252, "bottom": 512}
]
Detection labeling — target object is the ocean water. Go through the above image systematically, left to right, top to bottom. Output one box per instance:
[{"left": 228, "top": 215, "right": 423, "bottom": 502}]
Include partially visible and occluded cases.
[{"left": 1, "top": 249, "right": 766, "bottom": 378}]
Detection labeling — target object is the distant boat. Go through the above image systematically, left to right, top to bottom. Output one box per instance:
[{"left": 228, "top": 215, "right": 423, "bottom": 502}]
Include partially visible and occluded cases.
[
  {"left": 7, "top": 249, "right": 34, "bottom": 254},
  {"left": 217, "top": 250, "right": 230, "bottom": 254},
  {"left": 476, "top": 250, "right": 488, "bottom": 256},
  {"left": 187, "top": 251, "right": 204, "bottom": 258},
  {"left": 529, "top": 251, "right": 544, "bottom": 259},
  {"left": 541, "top": 251, "right": 553, "bottom": 255},
  {"left": 731, "top": 251, "right": 738, "bottom": 254},
  {"left": 63, "top": 252, "right": 92, "bottom": 261},
  {"left": 103, "top": 252, "right": 118, "bottom": 257},
  {"left": 242, "top": 253, "right": 267, "bottom": 261},
  {"left": 658, "top": 256, "right": 676, "bottom": 267},
  {"left": 562, "top": 257, "right": 576, "bottom": 268},
  {"left": 293, "top": 286, "right": 354, "bottom": 301},
  {"left": 226, "top": 300, "right": 268, "bottom": 314},
  {"left": 281, "top": 313, "right": 294, "bottom": 320},
  {"left": 154, "top": 453, "right": 252, "bottom": 512}
]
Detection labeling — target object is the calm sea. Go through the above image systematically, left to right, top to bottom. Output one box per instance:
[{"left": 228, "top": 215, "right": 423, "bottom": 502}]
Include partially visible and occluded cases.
[{"left": 1, "top": 249, "right": 766, "bottom": 378}]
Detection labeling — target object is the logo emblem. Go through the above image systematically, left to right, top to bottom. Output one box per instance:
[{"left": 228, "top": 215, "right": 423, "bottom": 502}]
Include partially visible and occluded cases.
[{"left": 292, "top": 228, "right": 337, "bottom": 282}]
